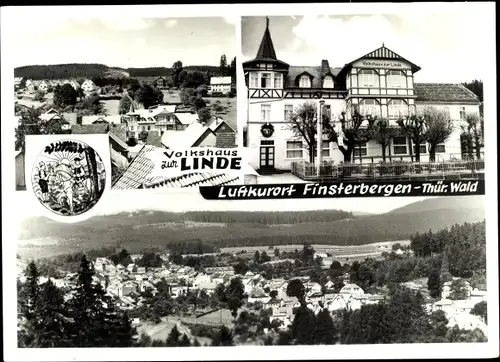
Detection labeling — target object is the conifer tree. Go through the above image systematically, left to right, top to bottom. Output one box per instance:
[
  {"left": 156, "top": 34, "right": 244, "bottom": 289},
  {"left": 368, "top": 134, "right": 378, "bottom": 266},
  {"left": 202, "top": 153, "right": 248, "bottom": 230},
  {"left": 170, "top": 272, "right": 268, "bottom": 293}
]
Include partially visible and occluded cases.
[
  {"left": 314, "top": 309, "right": 337, "bottom": 344},
  {"left": 166, "top": 325, "right": 181, "bottom": 347},
  {"left": 211, "top": 325, "right": 234, "bottom": 346}
]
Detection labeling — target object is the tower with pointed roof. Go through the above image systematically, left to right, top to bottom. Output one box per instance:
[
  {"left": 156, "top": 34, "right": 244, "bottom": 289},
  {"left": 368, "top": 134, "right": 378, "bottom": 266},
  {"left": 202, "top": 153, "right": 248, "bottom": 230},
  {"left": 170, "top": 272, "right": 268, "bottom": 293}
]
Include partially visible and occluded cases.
[{"left": 243, "top": 17, "right": 289, "bottom": 100}]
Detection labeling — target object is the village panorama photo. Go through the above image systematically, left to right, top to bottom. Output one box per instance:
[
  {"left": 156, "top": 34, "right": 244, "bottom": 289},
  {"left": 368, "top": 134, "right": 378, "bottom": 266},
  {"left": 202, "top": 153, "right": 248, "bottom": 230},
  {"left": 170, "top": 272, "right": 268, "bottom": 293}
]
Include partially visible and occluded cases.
[
  {"left": 241, "top": 15, "right": 485, "bottom": 185},
  {"left": 14, "top": 17, "right": 239, "bottom": 191},
  {"left": 15, "top": 191, "right": 488, "bottom": 347}
]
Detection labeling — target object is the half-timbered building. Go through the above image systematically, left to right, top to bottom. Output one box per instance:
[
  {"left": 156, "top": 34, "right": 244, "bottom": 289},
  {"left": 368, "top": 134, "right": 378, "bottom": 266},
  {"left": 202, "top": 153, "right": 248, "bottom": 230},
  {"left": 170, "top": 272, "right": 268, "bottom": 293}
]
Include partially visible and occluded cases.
[{"left": 243, "top": 18, "right": 481, "bottom": 173}]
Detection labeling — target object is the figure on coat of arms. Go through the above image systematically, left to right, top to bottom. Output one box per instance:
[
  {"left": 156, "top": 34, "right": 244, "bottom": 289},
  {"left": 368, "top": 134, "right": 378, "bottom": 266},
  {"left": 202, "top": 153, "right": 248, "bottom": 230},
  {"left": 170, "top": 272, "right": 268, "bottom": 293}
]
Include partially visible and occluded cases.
[{"left": 32, "top": 140, "right": 106, "bottom": 216}]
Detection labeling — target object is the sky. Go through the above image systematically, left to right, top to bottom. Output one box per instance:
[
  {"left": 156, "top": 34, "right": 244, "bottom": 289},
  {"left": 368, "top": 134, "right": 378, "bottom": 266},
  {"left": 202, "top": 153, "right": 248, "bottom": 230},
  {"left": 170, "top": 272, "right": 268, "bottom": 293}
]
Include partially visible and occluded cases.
[
  {"left": 242, "top": 13, "right": 488, "bottom": 83},
  {"left": 8, "top": 17, "right": 236, "bottom": 68}
]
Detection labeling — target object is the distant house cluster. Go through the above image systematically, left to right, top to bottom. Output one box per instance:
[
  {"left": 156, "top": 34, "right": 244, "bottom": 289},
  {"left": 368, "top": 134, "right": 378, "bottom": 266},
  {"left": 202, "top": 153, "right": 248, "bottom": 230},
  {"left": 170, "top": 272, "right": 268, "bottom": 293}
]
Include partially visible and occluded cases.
[
  {"left": 208, "top": 76, "right": 232, "bottom": 96},
  {"left": 18, "top": 78, "right": 99, "bottom": 96}
]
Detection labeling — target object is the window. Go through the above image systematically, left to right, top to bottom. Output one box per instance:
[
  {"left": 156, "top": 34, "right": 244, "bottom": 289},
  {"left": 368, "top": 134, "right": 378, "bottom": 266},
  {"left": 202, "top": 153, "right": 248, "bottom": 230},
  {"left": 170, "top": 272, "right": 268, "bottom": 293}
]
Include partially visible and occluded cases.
[
  {"left": 358, "top": 69, "right": 379, "bottom": 87},
  {"left": 386, "top": 70, "right": 406, "bottom": 88},
  {"left": 250, "top": 73, "right": 258, "bottom": 88},
  {"left": 261, "top": 73, "right": 271, "bottom": 88},
  {"left": 273, "top": 73, "right": 283, "bottom": 89},
  {"left": 299, "top": 75, "right": 311, "bottom": 88},
  {"left": 323, "top": 76, "right": 334, "bottom": 88},
  {"left": 359, "top": 99, "right": 381, "bottom": 117},
  {"left": 388, "top": 99, "right": 409, "bottom": 118},
  {"left": 261, "top": 104, "right": 271, "bottom": 121},
  {"left": 323, "top": 104, "right": 331, "bottom": 120},
  {"left": 284, "top": 105, "right": 294, "bottom": 120},
  {"left": 460, "top": 107, "right": 466, "bottom": 119},
  {"left": 147, "top": 126, "right": 151, "bottom": 131},
  {"left": 393, "top": 136, "right": 408, "bottom": 155},
  {"left": 261, "top": 140, "right": 274, "bottom": 146},
  {"left": 322, "top": 140, "right": 331, "bottom": 157},
  {"left": 286, "top": 141, "right": 303, "bottom": 159},
  {"left": 353, "top": 143, "right": 367, "bottom": 157},
  {"left": 412, "top": 143, "right": 427, "bottom": 154},
  {"left": 436, "top": 144, "right": 446, "bottom": 153}
]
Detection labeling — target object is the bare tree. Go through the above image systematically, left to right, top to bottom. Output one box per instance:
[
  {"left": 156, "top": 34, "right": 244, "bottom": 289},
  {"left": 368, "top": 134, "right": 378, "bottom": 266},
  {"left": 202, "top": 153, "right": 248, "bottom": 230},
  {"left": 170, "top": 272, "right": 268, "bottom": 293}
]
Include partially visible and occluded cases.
[
  {"left": 287, "top": 102, "right": 329, "bottom": 163},
  {"left": 326, "top": 106, "right": 377, "bottom": 163},
  {"left": 422, "top": 107, "right": 453, "bottom": 162},
  {"left": 463, "top": 113, "right": 484, "bottom": 160},
  {"left": 397, "top": 115, "right": 427, "bottom": 162},
  {"left": 373, "top": 118, "right": 399, "bottom": 163}
]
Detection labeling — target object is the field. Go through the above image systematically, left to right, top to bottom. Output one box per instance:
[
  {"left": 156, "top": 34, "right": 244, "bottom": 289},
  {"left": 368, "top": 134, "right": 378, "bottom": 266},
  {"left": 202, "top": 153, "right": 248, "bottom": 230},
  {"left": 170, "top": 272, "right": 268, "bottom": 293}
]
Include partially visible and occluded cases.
[{"left": 101, "top": 99, "right": 120, "bottom": 115}]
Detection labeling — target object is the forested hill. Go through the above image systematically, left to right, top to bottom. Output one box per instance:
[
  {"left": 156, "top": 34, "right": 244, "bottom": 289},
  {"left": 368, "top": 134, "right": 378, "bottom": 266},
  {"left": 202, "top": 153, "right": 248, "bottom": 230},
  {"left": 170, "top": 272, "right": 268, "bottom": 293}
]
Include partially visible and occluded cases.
[
  {"left": 14, "top": 64, "right": 223, "bottom": 80},
  {"left": 388, "top": 196, "right": 484, "bottom": 215}
]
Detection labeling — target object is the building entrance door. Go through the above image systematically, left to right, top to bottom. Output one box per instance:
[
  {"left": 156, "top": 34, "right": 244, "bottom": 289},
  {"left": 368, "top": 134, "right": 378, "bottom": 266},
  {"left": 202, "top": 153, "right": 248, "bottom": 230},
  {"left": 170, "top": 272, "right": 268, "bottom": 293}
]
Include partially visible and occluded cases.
[{"left": 260, "top": 140, "right": 275, "bottom": 169}]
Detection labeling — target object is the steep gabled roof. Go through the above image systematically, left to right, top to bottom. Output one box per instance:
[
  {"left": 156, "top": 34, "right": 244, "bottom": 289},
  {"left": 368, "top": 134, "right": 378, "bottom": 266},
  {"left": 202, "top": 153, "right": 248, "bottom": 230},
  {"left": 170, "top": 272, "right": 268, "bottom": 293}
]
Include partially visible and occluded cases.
[
  {"left": 352, "top": 45, "right": 421, "bottom": 72},
  {"left": 112, "top": 145, "right": 239, "bottom": 189}
]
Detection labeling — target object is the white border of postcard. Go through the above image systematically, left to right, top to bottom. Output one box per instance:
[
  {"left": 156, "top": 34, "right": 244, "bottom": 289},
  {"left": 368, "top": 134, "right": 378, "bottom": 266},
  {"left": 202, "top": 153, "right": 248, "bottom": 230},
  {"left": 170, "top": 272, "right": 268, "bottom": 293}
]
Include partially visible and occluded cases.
[{"left": 2, "top": 2, "right": 498, "bottom": 361}]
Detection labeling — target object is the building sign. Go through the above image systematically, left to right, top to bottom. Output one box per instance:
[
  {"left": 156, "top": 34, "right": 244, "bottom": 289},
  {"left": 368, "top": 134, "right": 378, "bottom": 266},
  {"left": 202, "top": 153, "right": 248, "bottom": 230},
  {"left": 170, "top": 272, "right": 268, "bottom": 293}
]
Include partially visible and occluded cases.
[
  {"left": 354, "top": 60, "right": 411, "bottom": 70},
  {"left": 261, "top": 123, "right": 275, "bottom": 138}
]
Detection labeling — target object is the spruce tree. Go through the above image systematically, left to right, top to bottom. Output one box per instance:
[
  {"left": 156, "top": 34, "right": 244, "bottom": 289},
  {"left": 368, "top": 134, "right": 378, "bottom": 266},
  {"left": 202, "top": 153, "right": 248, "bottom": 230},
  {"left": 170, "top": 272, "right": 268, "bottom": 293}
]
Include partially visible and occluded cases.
[
  {"left": 67, "top": 255, "right": 134, "bottom": 347},
  {"left": 18, "top": 261, "right": 42, "bottom": 347},
  {"left": 35, "top": 279, "right": 69, "bottom": 347},
  {"left": 314, "top": 309, "right": 337, "bottom": 344},
  {"left": 166, "top": 325, "right": 181, "bottom": 347},
  {"left": 211, "top": 325, "right": 234, "bottom": 346},
  {"left": 179, "top": 333, "right": 191, "bottom": 347}
]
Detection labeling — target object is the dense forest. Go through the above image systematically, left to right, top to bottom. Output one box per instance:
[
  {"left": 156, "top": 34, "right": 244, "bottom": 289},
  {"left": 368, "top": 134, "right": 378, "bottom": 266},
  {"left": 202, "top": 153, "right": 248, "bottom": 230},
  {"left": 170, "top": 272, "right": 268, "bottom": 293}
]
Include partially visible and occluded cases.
[{"left": 14, "top": 64, "right": 225, "bottom": 80}]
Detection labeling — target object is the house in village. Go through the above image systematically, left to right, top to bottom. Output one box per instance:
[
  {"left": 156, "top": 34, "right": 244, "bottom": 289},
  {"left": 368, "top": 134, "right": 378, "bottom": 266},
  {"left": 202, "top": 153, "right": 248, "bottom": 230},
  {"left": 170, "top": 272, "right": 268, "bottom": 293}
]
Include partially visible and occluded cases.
[
  {"left": 243, "top": 18, "right": 482, "bottom": 174},
  {"left": 152, "top": 76, "right": 168, "bottom": 89},
  {"left": 208, "top": 76, "right": 232, "bottom": 96},
  {"left": 14, "top": 77, "right": 25, "bottom": 89},
  {"left": 81, "top": 79, "right": 97, "bottom": 94},
  {"left": 441, "top": 279, "right": 472, "bottom": 299}
]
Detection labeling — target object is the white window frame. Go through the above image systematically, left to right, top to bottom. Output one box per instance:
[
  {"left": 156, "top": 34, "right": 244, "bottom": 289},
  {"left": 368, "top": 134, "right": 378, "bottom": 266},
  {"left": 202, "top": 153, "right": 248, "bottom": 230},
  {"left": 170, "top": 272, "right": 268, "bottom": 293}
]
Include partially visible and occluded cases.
[
  {"left": 358, "top": 69, "right": 379, "bottom": 88},
  {"left": 386, "top": 70, "right": 406, "bottom": 88},
  {"left": 261, "top": 73, "right": 271, "bottom": 89},
  {"left": 273, "top": 73, "right": 283, "bottom": 89},
  {"left": 250, "top": 74, "right": 259, "bottom": 88},
  {"left": 299, "top": 75, "right": 311, "bottom": 88},
  {"left": 323, "top": 76, "right": 334, "bottom": 88},
  {"left": 359, "top": 99, "right": 381, "bottom": 117},
  {"left": 388, "top": 99, "right": 409, "bottom": 118},
  {"left": 261, "top": 104, "right": 271, "bottom": 121},
  {"left": 284, "top": 104, "right": 294, "bottom": 121},
  {"left": 459, "top": 107, "right": 466, "bottom": 119},
  {"left": 393, "top": 136, "right": 408, "bottom": 155},
  {"left": 286, "top": 140, "right": 304, "bottom": 159},
  {"left": 321, "top": 140, "right": 331, "bottom": 157},
  {"left": 353, "top": 142, "right": 367, "bottom": 157},
  {"left": 412, "top": 143, "right": 428, "bottom": 154},
  {"left": 436, "top": 144, "right": 446, "bottom": 153}
]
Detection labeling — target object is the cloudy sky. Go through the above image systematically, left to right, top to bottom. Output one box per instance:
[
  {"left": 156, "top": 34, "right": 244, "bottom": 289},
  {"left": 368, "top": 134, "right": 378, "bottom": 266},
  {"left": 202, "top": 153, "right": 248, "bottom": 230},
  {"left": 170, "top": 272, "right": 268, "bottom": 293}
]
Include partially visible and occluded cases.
[
  {"left": 242, "top": 12, "right": 488, "bottom": 83},
  {"left": 8, "top": 17, "right": 236, "bottom": 68}
]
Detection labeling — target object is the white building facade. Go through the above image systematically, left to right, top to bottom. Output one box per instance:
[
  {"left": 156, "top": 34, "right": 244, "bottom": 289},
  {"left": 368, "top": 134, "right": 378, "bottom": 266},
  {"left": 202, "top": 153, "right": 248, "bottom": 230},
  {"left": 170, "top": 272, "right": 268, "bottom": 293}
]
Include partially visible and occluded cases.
[
  {"left": 243, "top": 19, "right": 481, "bottom": 173},
  {"left": 209, "top": 76, "right": 232, "bottom": 95}
]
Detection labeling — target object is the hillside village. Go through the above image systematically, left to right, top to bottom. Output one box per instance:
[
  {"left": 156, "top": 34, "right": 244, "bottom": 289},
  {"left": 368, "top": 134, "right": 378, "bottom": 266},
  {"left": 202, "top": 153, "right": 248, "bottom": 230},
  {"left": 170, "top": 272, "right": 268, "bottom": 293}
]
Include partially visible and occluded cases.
[
  {"left": 14, "top": 60, "right": 238, "bottom": 190},
  {"left": 17, "top": 222, "right": 488, "bottom": 346}
]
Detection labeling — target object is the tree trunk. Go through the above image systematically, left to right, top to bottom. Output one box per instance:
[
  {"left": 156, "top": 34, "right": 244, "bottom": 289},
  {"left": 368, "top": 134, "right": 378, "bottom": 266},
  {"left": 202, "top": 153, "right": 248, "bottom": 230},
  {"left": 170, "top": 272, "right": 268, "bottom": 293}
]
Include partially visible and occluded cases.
[
  {"left": 474, "top": 133, "right": 481, "bottom": 160},
  {"left": 414, "top": 140, "right": 421, "bottom": 162},
  {"left": 381, "top": 143, "right": 387, "bottom": 163},
  {"left": 428, "top": 144, "right": 436, "bottom": 162},
  {"left": 308, "top": 145, "right": 315, "bottom": 163},
  {"left": 85, "top": 147, "right": 100, "bottom": 199}
]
